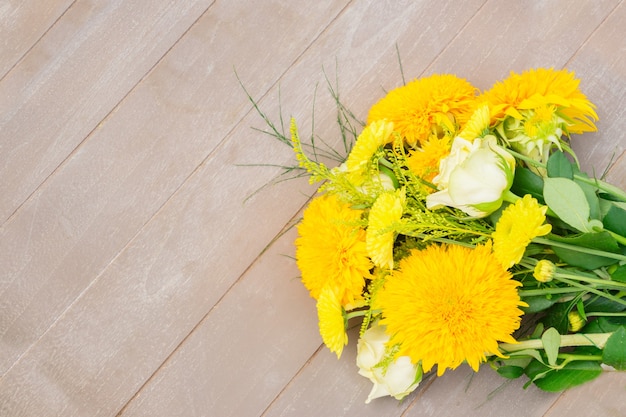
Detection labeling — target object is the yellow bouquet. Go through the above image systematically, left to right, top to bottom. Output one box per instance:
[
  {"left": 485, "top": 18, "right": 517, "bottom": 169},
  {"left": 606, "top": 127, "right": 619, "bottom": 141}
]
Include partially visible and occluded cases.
[{"left": 247, "top": 68, "right": 626, "bottom": 403}]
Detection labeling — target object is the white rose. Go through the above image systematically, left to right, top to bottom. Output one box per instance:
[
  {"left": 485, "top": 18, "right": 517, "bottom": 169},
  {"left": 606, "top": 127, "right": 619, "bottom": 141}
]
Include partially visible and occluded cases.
[
  {"left": 426, "top": 135, "right": 515, "bottom": 217},
  {"left": 356, "top": 323, "right": 422, "bottom": 403}
]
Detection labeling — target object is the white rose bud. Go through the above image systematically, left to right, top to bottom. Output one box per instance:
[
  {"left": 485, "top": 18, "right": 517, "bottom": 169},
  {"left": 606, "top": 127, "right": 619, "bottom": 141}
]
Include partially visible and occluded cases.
[
  {"left": 426, "top": 135, "right": 515, "bottom": 218},
  {"left": 356, "top": 323, "right": 422, "bottom": 403}
]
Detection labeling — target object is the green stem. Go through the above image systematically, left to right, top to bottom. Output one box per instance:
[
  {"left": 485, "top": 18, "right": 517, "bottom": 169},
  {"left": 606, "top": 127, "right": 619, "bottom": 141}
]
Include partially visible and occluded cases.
[
  {"left": 507, "top": 148, "right": 626, "bottom": 202},
  {"left": 574, "top": 174, "right": 626, "bottom": 203},
  {"left": 502, "top": 190, "right": 520, "bottom": 204},
  {"left": 607, "top": 229, "right": 626, "bottom": 246},
  {"left": 533, "top": 236, "right": 626, "bottom": 262},
  {"left": 554, "top": 272, "right": 626, "bottom": 291},
  {"left": 557, "top": 277, "right": 626, "bottom": 308},
  {"left": 518, "top": 287, "right": 585, "bottom": 297},
  {"left": 345, "top": 310, "right": 368, "bottom": 321},
  {"left": 587, "top": 311, "right": 626, "bottom": 317},
  {"left": 499, "top": 333, "right": 612, "bottom": 353}
]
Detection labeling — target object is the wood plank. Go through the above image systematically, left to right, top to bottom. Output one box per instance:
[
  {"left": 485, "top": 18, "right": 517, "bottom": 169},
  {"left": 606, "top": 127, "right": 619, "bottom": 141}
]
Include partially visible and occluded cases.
[
  {"left": 0, "top": 0, "right": 214, "bottom": 225},
  {"left": 0, "top": 0, "right": 74, "bottom": 78},
  {"left": 0, "top": 1, "right": 352, "bottom": 416},
  {"left": 114, "top": 1, "right": 491, "bottom": 416},
  {"left": 565, "top": 1, "right": 626, "bottom": 178},
  {"left": 117, "top": 225, "right": 322, "bottom": 417},
  {"left": 402, "top": 366, "right": 558, "bottom": 417}
]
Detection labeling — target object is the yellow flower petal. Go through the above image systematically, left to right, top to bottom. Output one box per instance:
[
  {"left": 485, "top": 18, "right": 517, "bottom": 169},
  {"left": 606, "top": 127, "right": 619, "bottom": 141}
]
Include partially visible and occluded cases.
[
  {"left": 367, "top": 74, "right": 478, "bottom": 146},
  {"left": 366, "top": 189, "right": 405, "bottom": 269},
  {"left": 296, "top": 194, "right": 372, "bottom": 305},
  {"left": 493, "top": 194, "right": 552, "bottom": 269},
  {"left": 377, "top": 243, "right": 525, "bottom": 376},
  {"left": 317, "top": 286, "right": 348, "bottom": 358}
]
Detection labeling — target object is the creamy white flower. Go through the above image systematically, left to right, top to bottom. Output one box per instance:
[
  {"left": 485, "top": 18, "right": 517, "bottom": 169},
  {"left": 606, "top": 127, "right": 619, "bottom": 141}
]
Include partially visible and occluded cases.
[
  {"left": 426, "top": 135, "right": 515, "bottom": 217},
  {"left": 356, "top": 323, "right": 422, "bottom": 403}
]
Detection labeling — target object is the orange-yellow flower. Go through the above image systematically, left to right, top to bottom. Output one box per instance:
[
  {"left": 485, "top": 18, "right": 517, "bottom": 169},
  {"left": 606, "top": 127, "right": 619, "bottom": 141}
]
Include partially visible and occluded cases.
[
  {"left": 482, "top": 68, "right": 597, "bottom": 134},
  {"left": 367, "top": 74, "right": 478, "bottom": 146},
  {"left": 296, "top": 194, "right": 372, "bottom": 305},
  {"left": 377, "top": 243, "right": 525, "bottom": 376}
]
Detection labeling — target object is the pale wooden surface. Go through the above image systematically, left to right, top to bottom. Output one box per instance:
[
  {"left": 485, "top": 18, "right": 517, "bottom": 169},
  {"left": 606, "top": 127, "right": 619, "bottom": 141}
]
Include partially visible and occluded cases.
[{"left": 1, "top": 1, "right": 625, "bottom": 416}]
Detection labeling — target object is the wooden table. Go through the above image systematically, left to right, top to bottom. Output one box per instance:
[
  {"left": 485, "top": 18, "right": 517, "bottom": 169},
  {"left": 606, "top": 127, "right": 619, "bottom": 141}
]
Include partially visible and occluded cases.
[{"left": 1, "top": 1, "right": 625, "bottom": 416}]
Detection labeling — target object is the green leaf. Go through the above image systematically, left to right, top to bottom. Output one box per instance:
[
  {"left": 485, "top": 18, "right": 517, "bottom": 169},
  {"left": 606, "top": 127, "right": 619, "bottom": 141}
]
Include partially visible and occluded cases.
[
  {"left": 547, "top": 151, "right": 574, "bottom": 179},
  {"left": 512, "top": 167, "right": 544, "bottom": 202},
  {"left": 543, "top": 177, "right": 590, "bottom": 232},
  {"left": 575, "top": 178, "right": 601, "bottom": 221},
  {"left": 603, "top": 203, "right": 626, "bottom": 237},
  {"left": 549, "top": 231, "right": 620, "bottom": 269},
  {"left": 611, "top": 264, "right": 626, "bottom": 283},
  {"left": 521, "top": 295, "right": 557, "bottom": 314},
  {"left": 541, "top": 302, "right": 571, "bottom": 334},
  {"left": 582, "top": 316, "right": 626, "bottom": 333},
  {"left": 602, "top": 326, "right": 626, "bottom": 370},
  {"left": 542, "top": 327, "right": 561, "bottom": 366},
  {"left": 532, "top": 361, "right": 603, "bottom": 392},
  {"left": 497, "top": 365, "right": 525, "bottom": 379}
]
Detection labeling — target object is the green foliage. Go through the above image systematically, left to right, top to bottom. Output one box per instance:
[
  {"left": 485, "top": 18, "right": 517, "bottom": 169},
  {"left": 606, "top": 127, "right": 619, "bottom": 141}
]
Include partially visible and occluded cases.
[
  {"left": 546, "top": 151, "right": 574, "bottom": 179},
  {"left": 511, "top": 167, "right": 544, "bottom": 202},
  {"left": 549, "top": 231, "right": 620, "bottom": 269},
  {"left": 525, "top": 360, "right": 603, "bottom": 392}
]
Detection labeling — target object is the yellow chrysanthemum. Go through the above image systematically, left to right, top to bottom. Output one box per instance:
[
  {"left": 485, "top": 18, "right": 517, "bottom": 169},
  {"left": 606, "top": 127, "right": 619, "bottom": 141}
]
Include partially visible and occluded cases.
[
  {"left": 482, "top": 68, "right": 598, "bottom": 134},
  {"left": 367, "top": 74, "right": 478, "bottom": 146},
  {"left": 458, "top": 103, "right": 491, "bottom": 141},
  {"left": 346, "top": 120, "right": 395, "bottom": 172},
  {"left": 405, "top": 135, "right": 451, "bottom": 186},
  {"left": 366, "top": 188, "right": 406, "bottom": 269},
  {"left": 296, "top": 194, "right": 372, "bottom": 305},
  {"left": 493, "top": 194, "right": 552, "bottom": 269},
  {"left": 378, "top": 243, "right": 525, "bottom": 376},
  {"left": 317, "top": 286, "right": 348, "bottom": 358}
]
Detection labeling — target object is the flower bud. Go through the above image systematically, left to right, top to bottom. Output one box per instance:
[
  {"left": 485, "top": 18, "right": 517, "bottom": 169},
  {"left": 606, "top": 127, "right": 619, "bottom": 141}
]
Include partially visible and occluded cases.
[
  {"left": 533, "top": 260, "right": 556, "bottom": 283},
  {"left": 568, "top": 311, "right": 587, "bottom": 332}
]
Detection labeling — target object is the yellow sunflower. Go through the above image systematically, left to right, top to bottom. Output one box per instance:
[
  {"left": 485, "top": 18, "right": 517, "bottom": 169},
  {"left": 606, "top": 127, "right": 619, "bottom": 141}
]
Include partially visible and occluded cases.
[
  {"left": 481, "top": 68, "right": 598, "bottom": 134},
  {"left": 367, "top": 74, "right": 478, "bottom": 146},
  {"left": 405, "top": 135, "right": 451, "bottom": 186},
  {"left": 366, "top": 188, "right": 406, "bottom": 269},
  {"left": 296, "top": 194, "right": 372, "bottom": 305},
  {"left": 492, "top": 194, "right": 552, "bottom": 269},
  {"left": 377, "top": 243, "right": 525, "bottom": 376},
  {"left": 317, "top": 286, "right": 348, "bottom": 358}
]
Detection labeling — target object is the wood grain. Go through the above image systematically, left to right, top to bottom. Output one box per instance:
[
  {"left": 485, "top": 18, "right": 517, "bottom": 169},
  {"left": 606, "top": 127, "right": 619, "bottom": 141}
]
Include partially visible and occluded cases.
[
  {"left": 0, "top": 0, "right": 74, "bottom": 78},
  {"left": 0, "top": 0, "right": 214, "bottom": 225},
  {"left": 1, "top": 0, "right": 625, "bottom": 416}
]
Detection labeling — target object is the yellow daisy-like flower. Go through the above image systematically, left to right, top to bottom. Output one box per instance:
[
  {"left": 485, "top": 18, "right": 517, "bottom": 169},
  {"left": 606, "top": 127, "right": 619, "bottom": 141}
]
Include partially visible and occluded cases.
[
  {"left": 482, "top": 68, "right": 598, "bottom": 134},
  {"left": 367, "top": 74, "right": 478, "bottom": 146},
  {"left": 458, "top": 103, "right": 491, "bottom": 141},
  {"left": 346, "top": 120, "right": 395, "bottom": 172},
  {"left": 405, "top": 135, "right": 451, "bottom": 186},
  {"left": 366, "top": 188, "right": 406, "bottom": 269},
  {"left": 296, "top": 193, "right": 372, "bottom": 305},
  {"left": 493, "top": 194, "right": 552, "bottom": 269},
  {"left": 377, "top": 243, "right": 525, "bottom": 376},
  {"left": 317, "top": 286, "right": 348, "bottom": 358}
]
